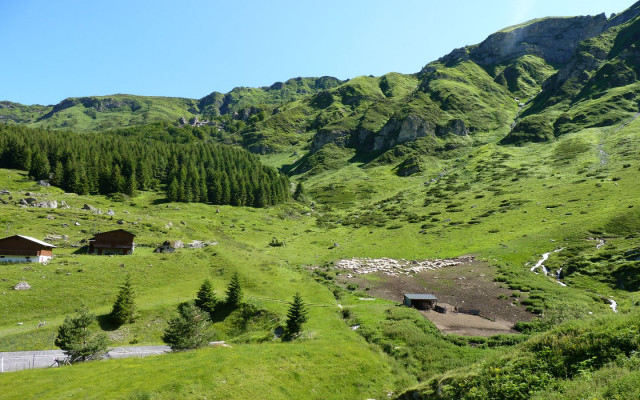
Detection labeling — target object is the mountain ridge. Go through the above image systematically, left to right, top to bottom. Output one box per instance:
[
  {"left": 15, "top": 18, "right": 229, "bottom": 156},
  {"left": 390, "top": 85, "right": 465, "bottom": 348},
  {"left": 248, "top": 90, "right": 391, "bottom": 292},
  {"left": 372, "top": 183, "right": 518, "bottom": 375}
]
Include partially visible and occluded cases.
[{"left": 2, "top": 2, "right": 640, "bottom": 159}]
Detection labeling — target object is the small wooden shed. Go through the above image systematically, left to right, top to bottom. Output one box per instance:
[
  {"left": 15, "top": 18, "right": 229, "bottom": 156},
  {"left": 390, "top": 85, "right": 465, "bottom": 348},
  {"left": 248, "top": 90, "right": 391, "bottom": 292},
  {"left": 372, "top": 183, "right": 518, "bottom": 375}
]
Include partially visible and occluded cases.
[
  {"left": 88, "top": 229, "right": 135, "bottom": 255},
  {"left": 0, "top": 235, "right": 56, "bottom": 263},
  {"left": 403, "top": 294, "right": 438, "bottom": 310}
]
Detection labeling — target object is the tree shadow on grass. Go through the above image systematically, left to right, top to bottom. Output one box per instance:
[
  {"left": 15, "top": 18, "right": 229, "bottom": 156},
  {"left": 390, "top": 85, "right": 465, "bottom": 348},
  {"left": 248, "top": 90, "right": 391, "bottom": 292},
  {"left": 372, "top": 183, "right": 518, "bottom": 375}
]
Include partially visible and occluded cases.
[
  {"left": 151, "top": 198, "right": 171, "bottom": 206},
  {"left": 210, "top": 303, "right": 236, "bottom": 323},
  {"left": 97, "top": 314, "right": 119, "bottom": 331}
]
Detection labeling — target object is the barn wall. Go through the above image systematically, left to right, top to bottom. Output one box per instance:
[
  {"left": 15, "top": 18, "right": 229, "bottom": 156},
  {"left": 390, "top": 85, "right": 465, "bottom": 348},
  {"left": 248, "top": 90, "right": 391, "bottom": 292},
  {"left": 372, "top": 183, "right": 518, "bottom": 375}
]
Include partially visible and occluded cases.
[{"left": 0, "top": 255, "right": 51, "bottom": 263}]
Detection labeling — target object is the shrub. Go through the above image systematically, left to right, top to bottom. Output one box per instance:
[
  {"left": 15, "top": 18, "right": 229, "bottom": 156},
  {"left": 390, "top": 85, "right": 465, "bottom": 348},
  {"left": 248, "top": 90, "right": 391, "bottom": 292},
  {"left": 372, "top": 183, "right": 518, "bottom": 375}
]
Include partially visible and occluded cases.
[
  {"left": 269, "top": 237, "right": 285, "bottom": 247},
  {"left": 162, "top": 302, "right": 213, "bottom": 350},
  {"left": 55, "top": 307, "right": 109, "bottom": 363}
]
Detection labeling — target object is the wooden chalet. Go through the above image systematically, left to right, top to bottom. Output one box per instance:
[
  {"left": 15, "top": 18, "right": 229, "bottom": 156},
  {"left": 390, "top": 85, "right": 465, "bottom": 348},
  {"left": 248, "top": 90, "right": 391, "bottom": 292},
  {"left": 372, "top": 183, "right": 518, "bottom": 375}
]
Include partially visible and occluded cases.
[
  {"left": 88, "top": 229, "right": 135, "bottom": 255},
  {"left": 0, "top": 235, "right": 56, "bottom": 263},
  {"left": 403, "top": 293, "right": 438, "bottom": 310}
]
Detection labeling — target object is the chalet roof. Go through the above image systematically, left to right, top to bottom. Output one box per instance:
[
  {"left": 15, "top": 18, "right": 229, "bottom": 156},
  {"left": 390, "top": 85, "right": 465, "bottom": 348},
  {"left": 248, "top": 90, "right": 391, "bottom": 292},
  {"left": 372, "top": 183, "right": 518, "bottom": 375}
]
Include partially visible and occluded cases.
[
  {"left": 90, "top": 229, "right": 135, "bottom": 240},
  {"left": 6, "top": 235, "right": 56, "bottom": 248},
  {"left": 404, "top": 293, "right": 438, "bottom": 301}
]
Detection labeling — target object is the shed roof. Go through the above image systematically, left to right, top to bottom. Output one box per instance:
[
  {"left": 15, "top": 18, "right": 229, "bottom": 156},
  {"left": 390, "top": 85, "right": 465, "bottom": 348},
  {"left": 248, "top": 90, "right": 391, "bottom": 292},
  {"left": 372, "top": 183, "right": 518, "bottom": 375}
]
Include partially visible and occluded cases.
[
  {"left": 90, "top": 229, "right": 135, "bottom": 240},
  {"left": 1, "top": 235, "right": 56, "bottom": 248},
  {"left": 404, "top": 293, "right": 438, "bottom": 301}
]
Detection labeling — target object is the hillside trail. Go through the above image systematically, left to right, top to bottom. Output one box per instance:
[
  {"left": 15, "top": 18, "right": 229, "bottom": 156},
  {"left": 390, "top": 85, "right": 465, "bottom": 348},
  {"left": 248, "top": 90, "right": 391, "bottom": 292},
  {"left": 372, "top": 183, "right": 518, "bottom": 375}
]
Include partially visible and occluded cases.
[
  {"left": 612, "top": 111, "right": 640, "bottom": 133},
  {"left": 598, "top": 144, "right": 609, "bottom": 166}
]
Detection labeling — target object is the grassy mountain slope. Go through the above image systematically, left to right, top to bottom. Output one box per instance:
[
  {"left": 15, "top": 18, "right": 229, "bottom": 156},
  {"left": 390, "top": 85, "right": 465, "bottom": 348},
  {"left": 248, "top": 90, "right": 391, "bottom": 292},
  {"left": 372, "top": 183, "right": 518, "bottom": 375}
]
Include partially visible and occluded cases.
[
  {"left": 198, "top": 76, "right": 344, "bottom": 117},
  {"left": 0, "top": 77, "right": 343, "bottom": 133},
  {"left": 0, "top": 95, "right": 200, "bottom": 132},
  {"left": 0, "top": 113, "right": 638, "bottom": 398},
  {"left": 398, "top": 312, "right": 640, "bottom": 400}
]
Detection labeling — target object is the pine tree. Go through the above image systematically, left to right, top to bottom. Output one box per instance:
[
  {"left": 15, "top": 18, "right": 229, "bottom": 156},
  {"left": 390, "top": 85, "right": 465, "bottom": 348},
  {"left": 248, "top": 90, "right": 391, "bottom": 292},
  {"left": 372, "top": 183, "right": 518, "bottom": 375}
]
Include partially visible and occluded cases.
[
  {"left": 15, "top": 145, "right": 32, "bottom": 171},
  {"left": 29, "top": 151, "right": 50, "bottom": 180},
  {"left": 63, "top": 158, "right": 78, "bottom": 192},
  {"left": 51, "top": 161, "right": 64, "bottom": 187},
  {"left": 136, "top": 162, "right": 150, "bottom": 191},
  {"left": 98, "top": 164, "right": 112, "bottom": 194},
  {"left": 111, "top": 164, "right": 125, "bottom": 194},
  {"left": 178, "top": 166, "right": 188, "bottom": 202},
  {"left": 74, "top": 168, "right": 90, "bottom": 195},
  {"left": 124, "top": 170, "right": 137, "bottom": 197},
  {"left": 206, "top": 170, "right": 221, "bottom": 204},
  {"left": 220, "top": 174, "right": 231, "bottom": 205},
  {"left": 199, "top": 176, "right": 208, "bottom": 204},
  {"left": 167, "top": 177, "right": 179, "bottom": 202},
  {"left": 293, "top": 182, "right": 305, "bottom": 201},
  {"left": 225, "top": 272, "right": 242, "bottom": 308},
  {"left": 109, "top": 275, "right": 137, "bottom": 326},
  {"left": 195, "top": 279, "right": 217, "bottom": 316},
  {"left": 284, "top": 292, "right": 308, "bottom": 340},
  {"left": 162, "top": 302, "right": 212, "bottom": 350},
  {"left": 55, "top": 307, "right": 109, "bottom": 362}
]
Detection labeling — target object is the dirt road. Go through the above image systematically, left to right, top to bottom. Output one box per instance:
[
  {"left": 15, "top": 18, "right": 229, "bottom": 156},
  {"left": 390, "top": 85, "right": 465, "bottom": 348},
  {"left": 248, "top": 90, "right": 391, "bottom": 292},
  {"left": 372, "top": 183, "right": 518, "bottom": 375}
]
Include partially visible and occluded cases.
[{"left": 0, "top": 345, "right": 170, "bottom": 373}]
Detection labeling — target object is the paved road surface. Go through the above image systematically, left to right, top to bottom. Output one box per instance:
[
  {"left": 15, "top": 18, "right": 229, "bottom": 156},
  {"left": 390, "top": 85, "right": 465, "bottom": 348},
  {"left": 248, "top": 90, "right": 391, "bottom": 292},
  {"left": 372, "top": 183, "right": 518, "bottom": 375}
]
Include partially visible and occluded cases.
[{"left": 0, "top": 345, "right": 171, "bottom": 372}]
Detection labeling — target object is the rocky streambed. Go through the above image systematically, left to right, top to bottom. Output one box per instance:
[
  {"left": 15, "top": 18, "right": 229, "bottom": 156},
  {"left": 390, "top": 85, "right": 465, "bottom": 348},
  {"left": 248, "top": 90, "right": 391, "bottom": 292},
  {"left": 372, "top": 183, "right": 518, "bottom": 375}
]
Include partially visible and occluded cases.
[{"left": 334, "top": 256, "right": 474, "bottom": 276}]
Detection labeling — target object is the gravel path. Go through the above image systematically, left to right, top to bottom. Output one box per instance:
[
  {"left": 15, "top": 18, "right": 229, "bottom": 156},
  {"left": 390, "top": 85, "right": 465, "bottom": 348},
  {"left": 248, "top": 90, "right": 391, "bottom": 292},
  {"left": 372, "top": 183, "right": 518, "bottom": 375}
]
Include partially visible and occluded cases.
[{"left": 0, "top": 345, "right": 170, "bottom": 373}]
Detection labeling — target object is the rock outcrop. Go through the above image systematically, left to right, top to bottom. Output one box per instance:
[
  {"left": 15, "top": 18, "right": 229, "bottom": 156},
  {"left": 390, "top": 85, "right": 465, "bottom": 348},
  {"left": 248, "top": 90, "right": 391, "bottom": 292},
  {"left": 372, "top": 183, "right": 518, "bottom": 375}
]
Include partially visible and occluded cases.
[
  {"left": 434, "top": 4, "right": 640, "bottom": 68},
  {"left": 436, "top": 14, "right": 609, "bottom": 67},
  {"left": 372, "top": 115, "right": 436, "bottom": 151},
  {"left": 349, "top": 116, "right": 469, "bottom": 152},
  {"left": 436, "top": 119, "right": 470, "bottom": 137},
  {"left": 310, "top": 129, "right": 351, "bottom": 153},
  {"left": 19, "top": 197, "right": 56, "bottom": 207},
  {"left": 31, "top": 200, "right": 58, "bottom": 208},
  {"left": 82, "top": 204, "right": 97, "bottom": 211},
  {"left": 154, "top": 240, "right": 184, "bottom": 253},
  {"left": 14, "top": 282, "right": 31, "bottom": 290}
]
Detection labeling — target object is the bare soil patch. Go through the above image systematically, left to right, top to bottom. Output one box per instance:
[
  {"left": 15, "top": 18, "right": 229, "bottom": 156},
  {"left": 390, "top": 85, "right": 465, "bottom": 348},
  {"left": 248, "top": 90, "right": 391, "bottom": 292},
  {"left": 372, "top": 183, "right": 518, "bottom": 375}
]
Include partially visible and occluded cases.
[
  {"left": 331, "top": 256, "right": 534, "bottom": 336},
  {"left": 420, "top": 304, "right": 518, "bottom": 336}
]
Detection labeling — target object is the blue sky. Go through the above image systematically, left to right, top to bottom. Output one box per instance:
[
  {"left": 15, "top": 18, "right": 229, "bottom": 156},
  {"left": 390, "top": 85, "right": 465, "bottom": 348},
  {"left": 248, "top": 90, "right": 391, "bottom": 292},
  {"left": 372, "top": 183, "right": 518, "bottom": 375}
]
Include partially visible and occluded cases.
[{"left": 0, "top": 0, "right": 634, "bottom": 105}]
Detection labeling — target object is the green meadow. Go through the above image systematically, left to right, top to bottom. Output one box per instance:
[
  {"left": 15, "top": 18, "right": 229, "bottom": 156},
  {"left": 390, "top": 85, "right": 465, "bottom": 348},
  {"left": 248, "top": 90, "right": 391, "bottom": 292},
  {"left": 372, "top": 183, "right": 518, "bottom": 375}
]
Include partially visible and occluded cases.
[{"left": 0, "top": 114, "right": 638, "bottom": 398}]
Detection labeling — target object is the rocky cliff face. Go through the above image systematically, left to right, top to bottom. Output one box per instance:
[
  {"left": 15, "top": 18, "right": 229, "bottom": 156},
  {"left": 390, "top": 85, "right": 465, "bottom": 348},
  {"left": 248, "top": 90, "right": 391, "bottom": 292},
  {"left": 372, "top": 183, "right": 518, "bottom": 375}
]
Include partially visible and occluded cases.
[
  {"left": 432, "top": 2, "right": 640, "bottom": 68},
  {"left": 436, "top": 14, "right": 608, "bottom": 67},
  {"left": 475, "top": 15, "right": 608, "bottom": 65},
  {"left": 309, "top": 115, "right": 471, "bottom": 154},
  {"left": 372, "top": 115, "right": 436, "bottom": 151},
  {"left": 310, "top": 129, "right": 351, "bottom": 153}
]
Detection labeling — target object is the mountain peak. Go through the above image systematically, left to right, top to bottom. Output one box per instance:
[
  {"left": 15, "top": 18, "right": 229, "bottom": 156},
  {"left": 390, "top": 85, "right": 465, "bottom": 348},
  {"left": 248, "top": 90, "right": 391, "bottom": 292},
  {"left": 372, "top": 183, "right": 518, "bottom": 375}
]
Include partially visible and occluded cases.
[
  {"left": 430, "top": 4, "right": 640, "bottom": 69},
  {"left": 433, "top": 14, "right": 608, "bottom": 68}
]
